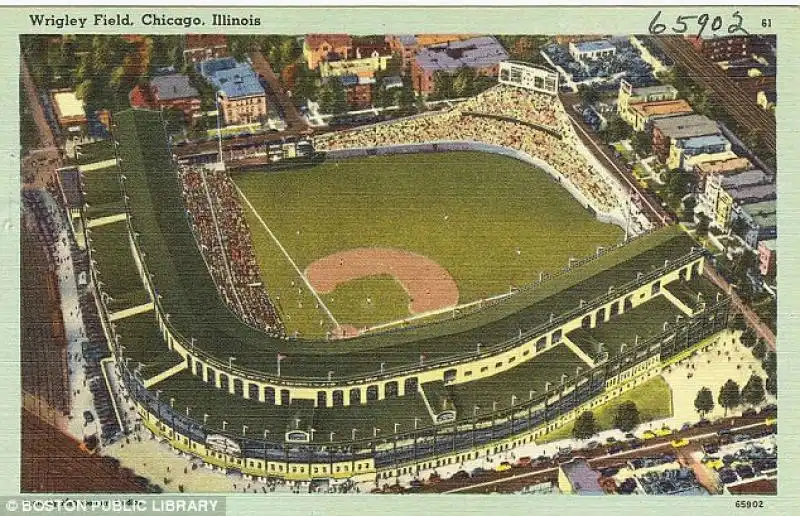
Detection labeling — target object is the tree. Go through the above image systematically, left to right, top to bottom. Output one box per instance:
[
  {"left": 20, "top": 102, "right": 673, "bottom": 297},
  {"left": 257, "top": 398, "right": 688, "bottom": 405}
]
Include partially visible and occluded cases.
[
  {"left": 452, "top": 67, "right": 476, "bottom": 98},
  {"left": 431, "top": 71, "right": 454, "bottom": 100},
  {"left": 318, "top": 79, "right": 347, "bottom": 115},
  {"left": 397, "top": 83, "right": 417, "bottom": 116},
  {"left": 578, "top": 84, "right": 599, "bottom": 106},
  {"left": 601, "top": 115, "right": 632, "bottom": 143},
  {"left": 630, "top": 130, "right": 652, "bottom": 157},
  {"left": 682, "top": 196, "right": 696, "bottom": 223},
  {"left": 695, "top": 213, "right": 710, "bottom": 238},
  {"left": 740, "top": 329, "right": 757, "bottom": 348},
  {"left": 752, "top": 339, "right": 767, "bottom": 361},
  {"left": 762, "top": 351, "right": 777, "bottom": 377},
  {"left": 742, "top": 374, "right": 766, "bottom": 408},
  {"left": 766, "top": 374, "right": 777, "bottom": 396},
  {"left": 718, "top": 379, "right": 741, "bottom": 416},
  {"left": 694, "top": 387, "right": 715, "bottom": 418},
  {"left": 613, "top": 401, "right": 640, "bottom": 432},
  {"left": 572, "top": 411, "right": 598, "bottom": 440}
]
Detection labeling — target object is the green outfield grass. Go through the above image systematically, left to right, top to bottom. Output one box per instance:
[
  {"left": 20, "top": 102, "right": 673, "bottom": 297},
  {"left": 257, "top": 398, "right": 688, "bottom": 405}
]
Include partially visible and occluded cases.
[
  {"left": 233, "top": 152, "right": 624, "bottom": 337},
  {"left": 537, "top": 375, "right": 673, "bottom": 443}
]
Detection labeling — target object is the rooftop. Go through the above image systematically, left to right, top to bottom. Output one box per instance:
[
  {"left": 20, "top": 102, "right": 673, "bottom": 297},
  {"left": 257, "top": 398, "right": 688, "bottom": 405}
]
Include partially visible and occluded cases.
[
  {"left": 185, "top": 34, "right": 227, "bottom": 50},
  {"left": 305, "top": 34, "right": 353, "bottom": 51},
  {"left": 415, "top": 36, "right": 509, "bottom": 72},
  {"left": 573, "top": 40, "right": 616, "bottom": 54},
  {"left": 199, "top": 58, "right": 265, "bottom": 99},
  {"left": 151, "top": 74, "right": 200, "bottom": 101},
  {"left": 630, "top": 83, "right": 678, "bottom": 98},
  {"left": 52, "top": 90, "right": 86, "bottom": 122},
  {"left": 629, "top": 99, "right": 693, "bottom": 118},
  {"left": 653, "top": 114, "right": 719, "bottom": 140},
  {"left": 678, "top": 134, "right": 729, "bottom": 150},
  {"left": 695, "top": 157, "right": 753, "bottom": 176},
  {"left": 719, "top": 169, "right": 768, "bottom": 189},
  {"left": 726, "top": 183, "right": 777, "bottom": 204},
  {"left": 759, "top": 239, "right": 777, "bottom": 251},
  {"left": 561, "top": 458, "right": 603, "bottom": 494}
]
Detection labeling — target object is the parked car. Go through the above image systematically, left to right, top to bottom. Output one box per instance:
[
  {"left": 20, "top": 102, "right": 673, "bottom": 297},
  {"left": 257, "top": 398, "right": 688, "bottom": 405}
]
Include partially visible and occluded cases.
[
  {"left": 742, "top": 408, "right": 758, "bottom": 417},
  {"left": 83, "top": 410, "right": 95, "bottom": 425},
  {"left": 694, "top": 419, "right": 711, "bottom": 428},
  {"left": 654, "top": 427, "right": 673, "bottom": 437},
  {"left": 642, "top": 430, "right": 657, "bottom": 440},
  {"left": 733, "top": 433, "right": 752, "bottom": 443},
  {"left": 671, "top": 438, "right": 690, "bottom": 448},
  {"left": 629, "top": 439, "right": 644, "bottom": 450},
  {"left": 586, "top": 441, "right": 601, "bottom": 450},
  {"left": 702, "top": 443, "right": 719, "bottom": 455},
  {"left": 516, "top": 456, "right": 532, "bottom": 468},
  {"left": 496, "top": 462, "right": 512, "bottom": 473},
  {"left": 471, "top": 467, "right": 488, "bottom": 478},
  {"left": 451, "top": 470, "right": 470, "bottom": 481},
  {"left": 428, "top": 472, "right": 442, "bottom": 484}
]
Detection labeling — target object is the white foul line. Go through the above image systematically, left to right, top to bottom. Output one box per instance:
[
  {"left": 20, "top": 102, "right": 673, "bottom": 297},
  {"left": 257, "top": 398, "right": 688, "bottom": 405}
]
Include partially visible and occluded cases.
[{"left": 233, "top": 182, "right": 340, "bottom": 329}]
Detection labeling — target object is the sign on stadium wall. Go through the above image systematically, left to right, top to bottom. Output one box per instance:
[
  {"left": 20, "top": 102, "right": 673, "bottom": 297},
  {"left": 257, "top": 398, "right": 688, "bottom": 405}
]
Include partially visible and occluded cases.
[
  {"left": 499, "top": 61, "right": 559, "bottom": 95},
  {"left": 205, "top": 434, "right": 242, "bottom": 456}
]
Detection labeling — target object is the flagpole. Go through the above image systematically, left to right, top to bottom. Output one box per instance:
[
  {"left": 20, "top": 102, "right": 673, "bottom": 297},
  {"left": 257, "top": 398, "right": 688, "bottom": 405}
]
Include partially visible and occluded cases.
[{"left": 277, "top": 355, "right": 281, "bottom": 377}]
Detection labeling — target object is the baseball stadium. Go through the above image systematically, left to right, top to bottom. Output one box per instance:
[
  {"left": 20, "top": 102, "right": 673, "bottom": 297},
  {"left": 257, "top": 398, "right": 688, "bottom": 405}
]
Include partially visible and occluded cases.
[{"left": 78, "top": 63, "right": 733, "bottom": 482}]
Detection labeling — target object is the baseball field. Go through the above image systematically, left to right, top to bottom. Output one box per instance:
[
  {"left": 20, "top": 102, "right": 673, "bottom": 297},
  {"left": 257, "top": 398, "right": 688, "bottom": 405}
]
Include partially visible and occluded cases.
[{"left": 232, "top": 151, "right": 625, "bottom": 339}]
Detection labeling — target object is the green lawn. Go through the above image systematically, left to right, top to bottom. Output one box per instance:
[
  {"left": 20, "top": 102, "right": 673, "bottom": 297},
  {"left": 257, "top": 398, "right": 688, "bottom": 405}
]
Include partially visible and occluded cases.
[
  {"left": 233, "top": 152, "right": 623, "bottom": 336},
  {"left": 536, "top": 375, "right": 673, "bottom": 443}
]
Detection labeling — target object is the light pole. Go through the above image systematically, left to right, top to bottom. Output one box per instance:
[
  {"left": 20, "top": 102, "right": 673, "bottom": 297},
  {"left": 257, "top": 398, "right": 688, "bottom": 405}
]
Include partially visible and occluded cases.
[
  {"left": 228, "top": 356, "right": 236, "bottom": 369},
  {"left": 380, "top": 362, "right": 385, "bottom": 374},
  {"left": 327, "top": 371, "right": 334, "bottom": 381},
  {"left": 529, "top": 390, "right": 536, "bottom": 400},
  {"left": 511, "top": 395, "right": 518, "bottom": 406},
  {"left": 169, "top": 397, "right": 175, "bottom": 409},
  {"left": 473, "top": 405, "right": 480, "bottom": 417},
  {"left": 185, "top": 406, "right": 190, "bottom": 417},
  {"left": 204, "top": 413, "right": 209, "bottom": 425},
  {"left": 414, "top": 417, "right": 421, "bottom": 430},
  {"left": 222, "top": 420, "right": 228, "bottom": 431},
  {"left": 394, "top": 423, "right": 401, "bottom": 434},
  {"left": 242, "top": 425, "right": 248, "bottom": 436},
  {"left": 373, "top": 427, "right": 380, "bottom": 438},
  {"left": 310, "top": 428, "right": 316, "bottom": 441},
  {"left": 351, "top": 428, "right": 357, "bottom": 441},
  {"left": 264, "top": 429, "right": 270, "bottom": 440},
  {"left": 330, "top": 432, "right": 335, "bottom": 442}
]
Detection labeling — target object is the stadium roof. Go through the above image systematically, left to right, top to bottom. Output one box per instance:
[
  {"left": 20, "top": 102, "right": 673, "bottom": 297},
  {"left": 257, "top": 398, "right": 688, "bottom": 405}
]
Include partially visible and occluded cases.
[
  {"left": 415, "top": 36, "right": 509, "bottom": 72},
  {"left": 573, "top": 40, "right": 616, "bottom": 53},
  {"left": 199, "top": 58, "right": 265, "bottom": 99},
  {"left": 151, "top": 74, "right": 199, "bottom": 101},
  {"left": 110, "top": 109, "right": 698, "bottom": 380},
  {"left": 652, "top": 114, "right": 719, "bottom": 140},
  {"left": 57, "top": 167, "right": 83, "bottom": 209}
]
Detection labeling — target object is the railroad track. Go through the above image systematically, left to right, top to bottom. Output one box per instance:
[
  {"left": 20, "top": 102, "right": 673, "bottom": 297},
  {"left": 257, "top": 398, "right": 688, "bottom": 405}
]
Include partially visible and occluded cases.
[{"left": 653, "top": 36, "right": 775, "bottom": 155}]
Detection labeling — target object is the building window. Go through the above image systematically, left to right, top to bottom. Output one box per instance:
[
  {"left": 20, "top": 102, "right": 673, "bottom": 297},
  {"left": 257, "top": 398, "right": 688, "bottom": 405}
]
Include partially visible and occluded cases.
[{"left": 480, "top": 366, "right": 489, "bottom": 373}]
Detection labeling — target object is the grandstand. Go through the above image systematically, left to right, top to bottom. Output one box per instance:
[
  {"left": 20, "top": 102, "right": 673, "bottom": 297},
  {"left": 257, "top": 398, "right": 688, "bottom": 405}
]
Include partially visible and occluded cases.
[{"left": 76, "top": 107, "right": 733, "bottom": 482}]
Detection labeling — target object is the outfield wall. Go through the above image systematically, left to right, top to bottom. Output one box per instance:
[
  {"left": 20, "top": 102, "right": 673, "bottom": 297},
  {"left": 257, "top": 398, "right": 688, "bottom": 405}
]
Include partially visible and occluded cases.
[{"left": 324, "top": 141, "right": 630, "bottom": 231}]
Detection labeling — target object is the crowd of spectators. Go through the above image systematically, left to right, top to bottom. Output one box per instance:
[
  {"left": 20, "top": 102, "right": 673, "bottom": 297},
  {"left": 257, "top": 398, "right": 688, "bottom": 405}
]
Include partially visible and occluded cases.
[
  {"left": 315, "top": 85, "right": 621, "bottom": 213},
  {"left": 179, "top": 165, "right": 284, "bottom": 336}
]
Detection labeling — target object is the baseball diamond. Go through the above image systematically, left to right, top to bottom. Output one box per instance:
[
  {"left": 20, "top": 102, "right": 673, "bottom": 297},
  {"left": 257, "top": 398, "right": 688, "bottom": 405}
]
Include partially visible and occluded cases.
[{"left": 81, "top": 107, "right": 733, "bottom": 482}]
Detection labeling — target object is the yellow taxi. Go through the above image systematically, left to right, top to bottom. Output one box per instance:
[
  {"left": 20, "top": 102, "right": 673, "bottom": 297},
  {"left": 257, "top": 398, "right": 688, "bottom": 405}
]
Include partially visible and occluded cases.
[
  {"left": 764, "top": 417, "right": 777, "bottom": 426},
  {"left": 654, "top": 427, "right": 673, "bottom": 437},
  {"left": 642, "top": 430, "right": 657, "bottom": 440},
  {"left": 671, "top": 438, "right": 689, "bottom": 448},
  {"left": 704, "top": 458, "right": 724, "bottom": 470},
  {"left": 496, "top": 462, "right": 512, "bottom": 473}
]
